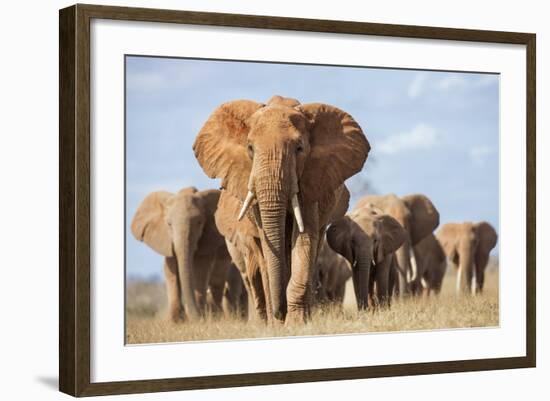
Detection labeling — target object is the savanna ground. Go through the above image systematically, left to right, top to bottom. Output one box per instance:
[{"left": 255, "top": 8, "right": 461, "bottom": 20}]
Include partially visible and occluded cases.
[{"left": 126, "top": 264, "right": 499, "bottom": 344}]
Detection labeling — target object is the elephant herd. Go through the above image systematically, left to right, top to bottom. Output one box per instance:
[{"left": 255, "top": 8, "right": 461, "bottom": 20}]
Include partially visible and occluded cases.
[{"left": 131, "top": 95, "right": 498, "bottom": 326}]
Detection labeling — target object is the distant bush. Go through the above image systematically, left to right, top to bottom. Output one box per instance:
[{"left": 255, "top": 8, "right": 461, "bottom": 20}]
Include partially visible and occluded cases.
[{"left": 126, "top": 281, "right": 166, "bottom": 317}]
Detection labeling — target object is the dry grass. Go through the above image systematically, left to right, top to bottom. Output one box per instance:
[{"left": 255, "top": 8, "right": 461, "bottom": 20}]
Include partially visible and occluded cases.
[{"left": 126, "top": 269, "right": 499, "bottom": 344}]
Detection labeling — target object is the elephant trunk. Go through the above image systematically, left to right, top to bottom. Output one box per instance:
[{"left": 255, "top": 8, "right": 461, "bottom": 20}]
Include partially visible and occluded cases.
[
  {"left": 253, "top": 150, "right": 292, "bottom": 323},
  {"left": 258, "top": 198, "right": 288, "bottom": 322},
  {"left": 174, "top": 231, "right": 200, "bottom": 320},
  {"left": 457, "top": 240, "right": 475, "bottom": 295},
  {"left": 353, "top": 245, "right": 371, "bottom": 310}
]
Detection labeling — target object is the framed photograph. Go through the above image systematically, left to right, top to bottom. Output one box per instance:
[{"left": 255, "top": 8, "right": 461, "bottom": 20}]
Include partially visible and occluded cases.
[{"left": 59, "top": 4, "right": 536, "bottom": 397}]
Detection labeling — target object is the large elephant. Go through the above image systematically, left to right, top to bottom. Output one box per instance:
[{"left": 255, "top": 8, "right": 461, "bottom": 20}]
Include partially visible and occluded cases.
[
  {"left": 193, "top": 95, "right": 370, "bottom": 323},
  {"left": 131, "top": 187, "right": 234, "bottom": 322},
  {"left": 355, "top": 194, "right": 439, "bottom": 296},
  {"left": 327, "top": 204, "right": 406, "bottom": 308},
  {"left": 436, "top": 221, "right": 498, "bottom": 294},
  {"left": 413, "top": 233, "right": 447, "bottom": 295},
  {"left": 314, "top": 239, "right": 352, "bottom": 307}
]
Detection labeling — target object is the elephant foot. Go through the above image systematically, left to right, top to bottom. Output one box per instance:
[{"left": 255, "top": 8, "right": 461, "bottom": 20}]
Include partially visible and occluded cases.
[
  {"left": 285, "top": 307, "right": 308, "bottom": 325},
  {"left": 168, "top": 308, "right": 185, "bottom": 323}
]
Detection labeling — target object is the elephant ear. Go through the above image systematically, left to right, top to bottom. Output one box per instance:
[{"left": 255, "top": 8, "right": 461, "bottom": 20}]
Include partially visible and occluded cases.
[
  {"left": 193, "top": 100, "right": 264, "bottom": 201},
  {"left": 299, "top": 103, "right": 370, "bottom": 203},
  {"left": 318, "top": 184, "right": 350, "bottom": 227},
  {"left": 330, "top": 185, "right": 351, "bottom": 222},
  {"left": 194, "top": 188, "right": 220, "bottom": 217},
  {"left": 130, "top": 191, "right": 174, "bottom": 257},
  {"left": 402, "top": 194, "right": 440, "bottom": 245},
  {"left": 375, "top": 214, "right": 407, "bottom": 263},
  {"left": 326, "top": 216, "right": 354, "bottom": 264},
  {"left": 475, "top": 221, "right": 498, "bottom": 254}
]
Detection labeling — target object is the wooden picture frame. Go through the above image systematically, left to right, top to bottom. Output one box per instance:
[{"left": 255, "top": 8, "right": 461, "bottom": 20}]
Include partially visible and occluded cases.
[{"left": 59, "top": 3, "right": 536, "bottom": 397}]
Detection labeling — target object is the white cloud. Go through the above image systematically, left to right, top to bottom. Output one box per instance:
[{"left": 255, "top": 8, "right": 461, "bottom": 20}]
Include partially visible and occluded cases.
[
  {"left": 408, "top": 73, "right": 427, "bottom": 99},
  {"left": 377, "top": 123, "right": 440, "bottom": 155},
  {"left": 469, "top": 145, "right": 494, "bottom": 166}
]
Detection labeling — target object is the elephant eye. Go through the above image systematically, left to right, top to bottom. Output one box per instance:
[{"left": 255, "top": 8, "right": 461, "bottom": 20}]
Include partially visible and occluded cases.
[
  {"left": 247, "top": 143, "right": 254, "bottom": 159},
  {"left": 296, "top": 144, "right": 304, "bottom": 153}
]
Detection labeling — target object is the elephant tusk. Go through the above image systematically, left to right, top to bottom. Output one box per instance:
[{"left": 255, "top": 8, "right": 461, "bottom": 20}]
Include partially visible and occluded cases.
[
  {"left": 238, "top": 191, "right": 255, "bottom": 221},
  {"left": 292, "top": 194, "right": 305, "bottom": 233}
]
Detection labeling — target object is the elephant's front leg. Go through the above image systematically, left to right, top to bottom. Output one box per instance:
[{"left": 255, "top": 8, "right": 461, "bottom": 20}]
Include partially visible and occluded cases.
[
  {"left": 287, "top": 204, "right": 320, "bottom": 324},
  {"left": 225, "top": 239, "right": 266, "bottom": 322},
  {"left": 474, "top": 252, "right": 488, "bottom": 294},
  {"left": 163, "top": 256, "right": 183, "bottom": 322},
  {"left": 249, "top": 261, "right": 268, "bottom": 322},
  {"left": 368, "top": 267, "right": 376, "bottom": 307}
]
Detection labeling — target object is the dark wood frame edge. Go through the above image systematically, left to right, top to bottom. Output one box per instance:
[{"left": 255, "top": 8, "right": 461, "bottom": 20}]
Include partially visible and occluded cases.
[{"left": 59, "top": 3, "right": 536, "bottom": 397}]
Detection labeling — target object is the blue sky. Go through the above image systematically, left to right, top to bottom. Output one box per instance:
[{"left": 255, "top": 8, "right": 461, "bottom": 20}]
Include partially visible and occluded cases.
[{"left": 125, "top": 56, "right": 499, "bottom": 279}]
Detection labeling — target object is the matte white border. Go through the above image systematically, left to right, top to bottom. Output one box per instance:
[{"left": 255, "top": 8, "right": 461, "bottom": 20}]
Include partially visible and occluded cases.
[{"left": 90, "top": 19, "right": 526, "bottom": 382}]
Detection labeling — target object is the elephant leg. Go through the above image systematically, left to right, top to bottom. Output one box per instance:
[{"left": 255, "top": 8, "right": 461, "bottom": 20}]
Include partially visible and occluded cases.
[
  {"left": 287, "top": 226, "right": 320, "bottom": 324},
  {"left": 224, "top": 239, "right": 253, "bottom": 318},
  {"left": 225, "top": 239, "right": 265, "bottom": 322},
  {"left": 245, "top": 245, "right": 269, "bottom": 323},
  {"left": 207, "top": 249, "right": 230, "bottom": 315},
  {"left": 475, "top": 252, "right": 489, "bottom": 293},
  {"left": 192, "top": 254, "right": 213, "bottom": 315},
  {"left": 410, "top": 254, "right": 425, "bottom": 296},
  {"left": 163, "top": 257, "right": 183, "bottom": 322},
  {"left": 388, "top": 260, "right": 397, "bottom": 298},
  {"left": 431, "top": 260, "right": 446, "bottom": 295},
  {"left": 456, "top": 261, "right": 474, "bottom": 295},
  {"left": 255, "top": 262, "right": 272, "bottom": 323},
  {"left": 223, "top": 264, "right": 243, "bottom": 316},
  {"left": 351, "top": 267, "right": 360, "bottom": 305},
  {"left": 368, "top": 267, "right": 376, "bottom": 307},
  {"left": 397, "top": 268, "right": 409, "bottom": 296},
  {"left": 476, "top": 268, "right": 485, "bottom": 294},
  {"left": 238, "top": 282, "right": 249, "bottom": 319},
  {"left": 334, "top": 283, "right": 346, "bottom": 306}
]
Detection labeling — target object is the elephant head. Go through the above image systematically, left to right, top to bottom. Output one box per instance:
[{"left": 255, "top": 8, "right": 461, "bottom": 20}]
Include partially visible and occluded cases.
[
  {"left": 193, "top": 96, "right": 369, "bottom": 321},
  {"left": 131, "top": 187, "right": 222, "bottom": 320},
  {"left": 356, "top": 194, "right": 439, "bottom": 295},
  {"left": 326, "top": 205, "right": 406, "bottom": 309},
  {"left": 437, "top": 221, "right": 497, "bottom": 294}
]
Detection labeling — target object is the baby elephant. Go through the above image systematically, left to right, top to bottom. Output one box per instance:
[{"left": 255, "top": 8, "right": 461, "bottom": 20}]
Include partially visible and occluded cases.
[
  {"left": 131, "top": 187, "right": 237, "bottom": 322},
  {"left": 327, "top": 204, "right": 406, "bottom": 309},
  {"left": 437, "top": 221, "right": 498, "bottom": 294},
  {"left": 315, "top": 239, "right": 352, "bottom": 307}
]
